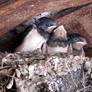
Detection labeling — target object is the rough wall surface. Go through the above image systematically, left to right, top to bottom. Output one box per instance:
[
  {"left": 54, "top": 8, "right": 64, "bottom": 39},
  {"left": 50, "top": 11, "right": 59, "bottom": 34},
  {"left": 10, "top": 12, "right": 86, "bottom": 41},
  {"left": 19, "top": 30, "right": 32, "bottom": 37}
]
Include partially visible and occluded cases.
[
  {"left": 0, "top": 0, "right": 92, "bottom": 53},
  {"left": 0, "top": 0, "right": 91, "bottom": 35}
]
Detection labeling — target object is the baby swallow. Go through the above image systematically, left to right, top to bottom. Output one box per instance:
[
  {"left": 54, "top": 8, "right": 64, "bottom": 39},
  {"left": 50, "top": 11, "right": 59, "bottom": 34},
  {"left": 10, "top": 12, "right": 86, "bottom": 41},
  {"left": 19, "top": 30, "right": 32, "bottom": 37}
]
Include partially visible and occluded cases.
[
  {"left": 15, "top": 17, "right": 57, "bottom": 52},
  {"left": 41, "top": 25, "right": 68, "bottom": 55},
  {"left": 67, "top": 33, "right": 87, "bottom": 56}
]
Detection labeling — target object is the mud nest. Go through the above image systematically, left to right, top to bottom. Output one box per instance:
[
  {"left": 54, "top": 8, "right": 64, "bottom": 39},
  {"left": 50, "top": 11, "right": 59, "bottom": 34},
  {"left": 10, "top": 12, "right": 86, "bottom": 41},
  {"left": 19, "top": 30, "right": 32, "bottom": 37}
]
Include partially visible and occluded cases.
[{"left": 0, "top": 50, "right": 92, "bottom": 92}]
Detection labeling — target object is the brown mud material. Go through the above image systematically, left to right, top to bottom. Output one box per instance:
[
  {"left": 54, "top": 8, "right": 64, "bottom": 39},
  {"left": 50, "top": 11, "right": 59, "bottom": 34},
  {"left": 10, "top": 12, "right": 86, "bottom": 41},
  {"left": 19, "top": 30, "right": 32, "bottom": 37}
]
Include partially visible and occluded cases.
[{"left": 0, "top": 51, "right": 92, "bottom": 92}]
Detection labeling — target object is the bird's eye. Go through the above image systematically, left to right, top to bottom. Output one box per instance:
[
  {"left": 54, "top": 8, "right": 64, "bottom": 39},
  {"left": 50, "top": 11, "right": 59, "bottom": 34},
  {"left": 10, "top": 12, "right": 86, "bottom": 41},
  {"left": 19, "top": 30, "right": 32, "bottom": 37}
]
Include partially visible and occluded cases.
[
  {"left": 46, "top": 24, "right": 53, "bottom": 27},
  {"left": 50, "top": 24, "right": 53, "bottom": 26},
  {"left": 74, "top": 38, "right": 79, "bottom": 41}
]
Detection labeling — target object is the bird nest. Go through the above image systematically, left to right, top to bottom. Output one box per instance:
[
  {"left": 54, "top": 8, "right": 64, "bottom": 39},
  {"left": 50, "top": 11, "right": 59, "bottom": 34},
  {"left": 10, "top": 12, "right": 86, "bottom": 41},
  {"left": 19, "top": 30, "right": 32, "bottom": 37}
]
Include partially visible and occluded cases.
[{"left": 0, "top": 50, "right": 92, "bottom": 92}]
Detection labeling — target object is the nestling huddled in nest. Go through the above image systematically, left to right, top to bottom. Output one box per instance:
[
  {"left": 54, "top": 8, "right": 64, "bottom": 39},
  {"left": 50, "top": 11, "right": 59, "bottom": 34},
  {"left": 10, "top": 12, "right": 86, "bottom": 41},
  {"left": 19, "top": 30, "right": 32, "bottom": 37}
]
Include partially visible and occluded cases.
[{"left": 15, "top": 17, "right": 87, "bottom": 56}]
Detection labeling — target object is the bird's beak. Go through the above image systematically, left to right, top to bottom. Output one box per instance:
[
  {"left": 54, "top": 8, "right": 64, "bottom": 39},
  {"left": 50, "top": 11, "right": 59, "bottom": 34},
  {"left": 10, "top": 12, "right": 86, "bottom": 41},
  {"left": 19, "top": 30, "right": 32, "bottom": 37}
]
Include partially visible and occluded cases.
[
  {"left": 47, "top": 25, "right": 57, "bottom": 33},
  {"left": 54, "top": 25, "right": 67, "bottom": 40},
  {"left": 64, "top": 35, "right": 67, "bottom": 40},
  {"left": 72, "top": 41, "right": 87, "bottom": 50},
  {"left": 76, "top": 42, "right": 87, "bottom": 46}
]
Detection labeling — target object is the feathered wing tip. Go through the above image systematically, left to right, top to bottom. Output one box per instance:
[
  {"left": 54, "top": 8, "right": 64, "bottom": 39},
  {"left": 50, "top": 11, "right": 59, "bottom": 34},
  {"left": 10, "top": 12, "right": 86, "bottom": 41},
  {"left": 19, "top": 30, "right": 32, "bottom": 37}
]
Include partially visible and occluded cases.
[{"left": 41, "top": 43, "right": 48, "bottom": 54}]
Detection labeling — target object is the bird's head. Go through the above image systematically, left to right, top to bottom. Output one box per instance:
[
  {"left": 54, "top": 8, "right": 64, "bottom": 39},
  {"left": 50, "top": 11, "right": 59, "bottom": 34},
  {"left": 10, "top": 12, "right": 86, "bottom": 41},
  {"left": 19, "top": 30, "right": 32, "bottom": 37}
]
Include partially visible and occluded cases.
[
  {"left": 35, "top": 17, "right": 57, "bottom": 38},
  {"left": 53, "top": 25, "right": 67, "bottom": 40},
  {"left": 68, "top": 33, "right": 87, "bottom": 50}
]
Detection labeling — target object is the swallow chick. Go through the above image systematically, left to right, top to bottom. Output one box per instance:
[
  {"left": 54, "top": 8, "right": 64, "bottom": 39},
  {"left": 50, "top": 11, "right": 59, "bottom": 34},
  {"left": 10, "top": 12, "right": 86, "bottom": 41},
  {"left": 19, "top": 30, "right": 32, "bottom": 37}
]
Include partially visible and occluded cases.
[
  {"left": 15, "top": 17, "right": 57, "bottom": 52},
  {"left": 41, "top": 25, "right": 68, "bottom": 55},
  {"left": 67, "top": 33, "right": 87, "bottom": 56}
]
